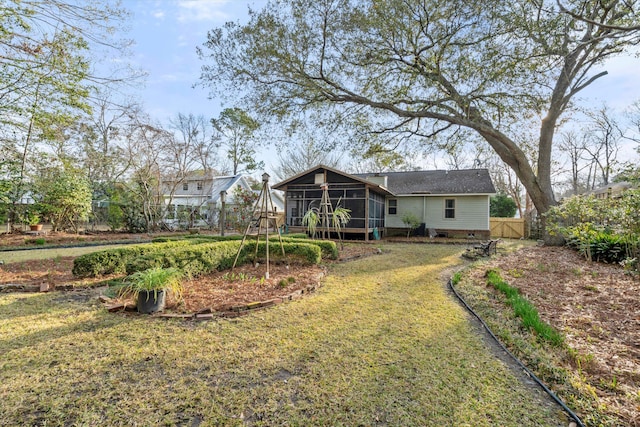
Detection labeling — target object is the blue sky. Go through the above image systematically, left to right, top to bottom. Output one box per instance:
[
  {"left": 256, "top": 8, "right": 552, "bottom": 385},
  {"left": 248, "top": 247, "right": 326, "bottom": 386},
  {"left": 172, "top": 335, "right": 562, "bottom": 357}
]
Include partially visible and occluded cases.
[
  {"left": 122, "top": 0, "right": 640, "bottom": 173},
  {"left": 125, "top": 0, "right": 268, "bottom": 121},
  {"left": 125, "top": 0, "right": 640, "bottom": 120}
]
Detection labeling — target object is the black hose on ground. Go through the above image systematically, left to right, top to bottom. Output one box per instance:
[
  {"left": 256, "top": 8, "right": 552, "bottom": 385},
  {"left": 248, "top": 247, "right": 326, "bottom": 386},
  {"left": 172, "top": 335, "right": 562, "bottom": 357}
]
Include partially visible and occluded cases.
[{"left": 448, "top": 278, "right": 586, "bottom": 427}]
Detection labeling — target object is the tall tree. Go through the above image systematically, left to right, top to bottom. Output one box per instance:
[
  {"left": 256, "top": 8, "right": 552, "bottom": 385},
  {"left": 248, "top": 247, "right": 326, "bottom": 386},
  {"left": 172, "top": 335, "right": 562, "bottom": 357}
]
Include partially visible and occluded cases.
[
  {"left": 1, "top": 0, "right": 136, "bottom": 229},
  {"left": 199, "top": 0, "right": 640, "bottom": 235},
  {"left": 78, "top": 95, "right": 140, "bottom": 198},
  {"left": 582, "top": 105, "right": 623, "bottom": 187},
  {"left": 211, "top": 108, "right": 262, "bottom": 175},
  {"left": 121, "top": 113, "right": 168, "bottom": 232},
  {"left": 168, "top": 113, "right": 217, "bottom": 175},
  {"left": 557, "top": 131, "right": 589, "bottom": 196},
  {"left": 274, "top": 136, "right": 342, "bottom": 180},
  {"left": 32, "top": 163, "right": 92, "bottom": 233}
]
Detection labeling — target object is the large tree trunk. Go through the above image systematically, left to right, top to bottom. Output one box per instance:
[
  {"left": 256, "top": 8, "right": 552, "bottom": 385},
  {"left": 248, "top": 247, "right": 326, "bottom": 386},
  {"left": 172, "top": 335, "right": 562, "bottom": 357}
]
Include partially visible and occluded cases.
[{"left": 472, "top": 123, "right": 557, "bottom": 242}]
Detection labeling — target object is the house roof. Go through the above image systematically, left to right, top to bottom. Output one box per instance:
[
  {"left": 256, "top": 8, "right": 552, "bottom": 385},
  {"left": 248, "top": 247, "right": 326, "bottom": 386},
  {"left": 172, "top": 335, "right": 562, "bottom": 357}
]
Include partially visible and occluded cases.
[
  {"left": 272, "top": 164, "right": 394, "bottom": 196},
  {"left": 274, "top": 165, "right": 495, "bottom": 196},
  {"left": 355, "top": 169, "right": 496, "bottom": 195},
  {"left": 208, "top": 175, "right": 247, "bottom": 203},
  {"left": 583, "top": 181, "right": 634, "bottom": 197}
]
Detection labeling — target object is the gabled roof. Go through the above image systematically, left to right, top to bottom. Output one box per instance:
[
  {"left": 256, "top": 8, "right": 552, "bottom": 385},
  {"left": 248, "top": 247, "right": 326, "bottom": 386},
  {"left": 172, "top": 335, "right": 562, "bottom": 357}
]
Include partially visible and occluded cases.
[
  {"left": 272, "top": 164, "right": 394, "bottom": 196},
  {"left": 274, "top": 165, "right": 495, "bottom": 196},
  {"left": 355, "top": 169, "right": 496, "bottom": 195},
  {"left": 208, "top": 175, "right": 248, "bottom": 203}
]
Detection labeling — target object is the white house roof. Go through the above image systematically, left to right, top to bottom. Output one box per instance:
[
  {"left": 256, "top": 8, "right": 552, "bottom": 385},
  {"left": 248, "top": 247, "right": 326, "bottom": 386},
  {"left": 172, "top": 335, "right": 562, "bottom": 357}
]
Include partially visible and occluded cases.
[{"left": 207, "top": 175, "right": 248, "bottom": 204}]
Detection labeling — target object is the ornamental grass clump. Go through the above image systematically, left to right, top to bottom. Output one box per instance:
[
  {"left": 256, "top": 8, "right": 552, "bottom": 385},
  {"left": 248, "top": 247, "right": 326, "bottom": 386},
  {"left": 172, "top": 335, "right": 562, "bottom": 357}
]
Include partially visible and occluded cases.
[{"left": 119, "top": 267, "right": 184, "bottom": 304}]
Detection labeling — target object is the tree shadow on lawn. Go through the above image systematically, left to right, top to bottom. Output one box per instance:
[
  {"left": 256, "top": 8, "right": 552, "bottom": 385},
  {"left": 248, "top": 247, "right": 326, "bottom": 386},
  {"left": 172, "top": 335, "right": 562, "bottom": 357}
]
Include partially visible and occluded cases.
[
  {"left": 0, "top": 243, "right": 567, "bottom": 426},
  {"left": 0, "top": 290, "right": 122, "bottom": 353}
]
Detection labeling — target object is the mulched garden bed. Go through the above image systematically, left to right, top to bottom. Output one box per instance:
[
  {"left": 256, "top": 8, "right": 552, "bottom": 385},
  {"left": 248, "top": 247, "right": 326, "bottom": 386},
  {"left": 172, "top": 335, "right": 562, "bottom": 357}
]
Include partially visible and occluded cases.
[
  {"left": 0, "top": 242, "right": 381, "bottom": 316},
  {"left": 467, "top": 245, "right": 639, "bottom": 426}
]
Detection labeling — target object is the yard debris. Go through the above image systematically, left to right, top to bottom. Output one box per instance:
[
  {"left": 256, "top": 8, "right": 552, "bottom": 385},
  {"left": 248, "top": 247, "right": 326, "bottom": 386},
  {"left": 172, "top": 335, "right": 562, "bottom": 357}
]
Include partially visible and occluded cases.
[{"left": 106, "top": 302, "right": 136, "bottom": 312}]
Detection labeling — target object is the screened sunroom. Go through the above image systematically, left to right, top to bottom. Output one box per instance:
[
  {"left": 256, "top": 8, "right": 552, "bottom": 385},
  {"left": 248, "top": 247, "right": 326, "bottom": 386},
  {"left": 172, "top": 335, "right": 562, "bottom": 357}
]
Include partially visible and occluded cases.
[{"left": 272, "top": 165, "right": 391, "bottom": 240}]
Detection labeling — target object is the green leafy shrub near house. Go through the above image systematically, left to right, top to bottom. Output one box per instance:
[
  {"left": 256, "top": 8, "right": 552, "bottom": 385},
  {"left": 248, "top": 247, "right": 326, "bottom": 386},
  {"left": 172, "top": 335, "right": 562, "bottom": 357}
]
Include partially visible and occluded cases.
[
  {"left": 546, "top": 190, "right": 640, "bottom": 273},
  {"left": 490, "top": 193, "right": 517, "bottom": 218},
  {"left": 401, "top": 212, "right": 421, "bottom": 238},
  {"left": 126, "top": 240, "right": 322, "bottom": 277}
]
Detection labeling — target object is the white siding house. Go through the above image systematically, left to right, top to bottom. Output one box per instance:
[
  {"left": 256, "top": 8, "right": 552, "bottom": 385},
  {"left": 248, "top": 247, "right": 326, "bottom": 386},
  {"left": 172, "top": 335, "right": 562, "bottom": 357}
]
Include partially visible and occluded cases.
[{"left": 161, "top": 174, "right": 253, "bottom": 227}]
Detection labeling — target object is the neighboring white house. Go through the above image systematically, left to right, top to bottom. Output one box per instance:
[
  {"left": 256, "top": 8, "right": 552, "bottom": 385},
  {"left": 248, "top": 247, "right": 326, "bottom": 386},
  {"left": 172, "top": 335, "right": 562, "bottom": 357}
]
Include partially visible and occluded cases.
[
  {"left": 273, "top": 165, "right": 496, "bottom": 239},
  {"left": 161, "top": 173, "right": 253, "bottom": 227}
]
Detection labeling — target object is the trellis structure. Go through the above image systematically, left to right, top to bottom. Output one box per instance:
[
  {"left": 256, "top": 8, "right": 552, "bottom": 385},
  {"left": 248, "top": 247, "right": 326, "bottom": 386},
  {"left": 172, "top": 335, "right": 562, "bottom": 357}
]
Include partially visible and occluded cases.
[{"left": 232, "top": 173, "right": 285, "bottom": 279}]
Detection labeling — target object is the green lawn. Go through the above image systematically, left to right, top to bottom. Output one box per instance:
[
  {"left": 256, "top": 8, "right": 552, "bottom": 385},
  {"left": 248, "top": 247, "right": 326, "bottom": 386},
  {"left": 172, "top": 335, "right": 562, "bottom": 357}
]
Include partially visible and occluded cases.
[{"left": 0, "top": 243, "right": 566, "bottom": 426}]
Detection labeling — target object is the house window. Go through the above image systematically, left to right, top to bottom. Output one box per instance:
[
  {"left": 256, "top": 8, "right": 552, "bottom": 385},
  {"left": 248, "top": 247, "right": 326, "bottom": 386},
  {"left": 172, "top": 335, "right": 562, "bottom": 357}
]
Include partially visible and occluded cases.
[
  {"left": 197, "top": 181, "right": 203, "bottom": 191},
  {"left": 183, "top": 182, "right": 188, "bottom": 191},
  {"left": 388, "top": 199, "right": 397, "bottom": 215},
  {"left": 444, "top": 199, "right": 455, "bottom": 219}
]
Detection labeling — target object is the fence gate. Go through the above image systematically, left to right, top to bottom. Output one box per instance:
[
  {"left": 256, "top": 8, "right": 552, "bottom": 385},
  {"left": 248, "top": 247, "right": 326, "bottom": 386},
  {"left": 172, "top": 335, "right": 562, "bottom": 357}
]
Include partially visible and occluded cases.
[{"left": 490, "top": 218, "right": 526, "bottom": 239}]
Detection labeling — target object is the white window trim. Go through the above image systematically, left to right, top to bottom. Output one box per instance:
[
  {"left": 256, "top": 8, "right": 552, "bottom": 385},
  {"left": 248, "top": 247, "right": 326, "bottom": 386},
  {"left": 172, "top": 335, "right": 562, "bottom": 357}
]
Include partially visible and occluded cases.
[
  {"left": 388, "top": 198, "right": 398, "bottom": 215},
  {"left": 444, "top": 198, "right": 456, "bottom": 220}
]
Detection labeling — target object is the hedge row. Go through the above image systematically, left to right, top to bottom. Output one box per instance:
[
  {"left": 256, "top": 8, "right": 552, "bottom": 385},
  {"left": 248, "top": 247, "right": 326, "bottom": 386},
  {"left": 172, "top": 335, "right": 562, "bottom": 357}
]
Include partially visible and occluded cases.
[
  {"left": 153, "top": 233, "right": 308, "bottom": 243},
  {"left": 152, "top": 234, "right": 339, "bottom": 260},
  {"left": 72, "top": 239, "right": 211, "bottom": 277},
  {"left": 74, "top": 239, "right": 323, "bottom": 278},
  {"left": 125, "top": 240, "right": 322, "bottom": 277}
]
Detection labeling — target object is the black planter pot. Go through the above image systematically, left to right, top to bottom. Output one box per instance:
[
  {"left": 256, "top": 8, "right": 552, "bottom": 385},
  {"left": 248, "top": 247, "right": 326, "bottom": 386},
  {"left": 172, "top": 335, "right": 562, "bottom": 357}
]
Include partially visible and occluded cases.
[{"left": 137, "top": 289, "right": 166, "bottom": 314}]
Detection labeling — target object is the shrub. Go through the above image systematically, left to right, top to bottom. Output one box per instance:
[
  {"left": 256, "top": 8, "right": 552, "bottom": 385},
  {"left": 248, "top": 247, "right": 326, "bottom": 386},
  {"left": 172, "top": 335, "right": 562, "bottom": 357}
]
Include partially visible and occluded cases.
[
  {"left": 546, "top": 190, "right": 640, "bottom": 273},
  {"left": 401, "top": 212, "right": 421, "bottom": 238},
  {"left": 151, "top": 234, "right": 338, "bottom": 259},
  {"left": 72, "top": 240, "right": 202, "bottom": 277},
  {"left": 125, "top": 240, "right": 322, "bottom": 277},
  {"left": 126, "top": 241, "right": 243, "bottom": 277}
]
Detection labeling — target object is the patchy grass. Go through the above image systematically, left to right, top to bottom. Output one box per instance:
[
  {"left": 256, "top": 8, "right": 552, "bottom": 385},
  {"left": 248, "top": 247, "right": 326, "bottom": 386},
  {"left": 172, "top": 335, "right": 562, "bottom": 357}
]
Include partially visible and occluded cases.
[
  {"left": 0, "top": 243, "right": 566, "bottom": 426},
  {"left": 0, "top": 244, "right": 128, "bottom": 264},
  {"left": 485, "top": 270, "right": 564, "bottom": 346}
]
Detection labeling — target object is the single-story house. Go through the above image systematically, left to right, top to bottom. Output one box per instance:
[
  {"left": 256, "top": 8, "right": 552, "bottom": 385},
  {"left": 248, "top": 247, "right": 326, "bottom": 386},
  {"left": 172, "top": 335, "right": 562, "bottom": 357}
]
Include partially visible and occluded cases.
[
  {"left": 272, "top": 165, "right": 496, "bottom": 240},
  {"left": 583, "top": 181, "right": 634, "bottom": 200}
]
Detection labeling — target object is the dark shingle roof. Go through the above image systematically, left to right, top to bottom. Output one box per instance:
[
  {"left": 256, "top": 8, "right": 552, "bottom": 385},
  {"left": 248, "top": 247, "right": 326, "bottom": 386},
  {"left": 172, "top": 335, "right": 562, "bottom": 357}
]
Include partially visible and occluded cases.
[{"left": 356, "top": 169, "right": 495, "bottom": 195}]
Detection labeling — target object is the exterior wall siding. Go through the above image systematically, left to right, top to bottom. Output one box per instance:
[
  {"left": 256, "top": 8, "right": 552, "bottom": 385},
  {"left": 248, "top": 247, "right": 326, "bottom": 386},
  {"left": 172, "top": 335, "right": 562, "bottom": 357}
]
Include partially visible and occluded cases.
[
  {"left": 386, "top": 195, "right": 489, "bottom": 231},
  {"left": 386, "top": 197, "right": 424, "bottom": 228}
]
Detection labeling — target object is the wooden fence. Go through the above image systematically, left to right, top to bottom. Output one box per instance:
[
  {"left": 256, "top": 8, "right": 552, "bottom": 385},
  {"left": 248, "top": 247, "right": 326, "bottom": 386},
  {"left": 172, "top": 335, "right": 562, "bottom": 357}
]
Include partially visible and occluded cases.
[{"left": 490, "top": 217, "right": 526, "bottom": 239}]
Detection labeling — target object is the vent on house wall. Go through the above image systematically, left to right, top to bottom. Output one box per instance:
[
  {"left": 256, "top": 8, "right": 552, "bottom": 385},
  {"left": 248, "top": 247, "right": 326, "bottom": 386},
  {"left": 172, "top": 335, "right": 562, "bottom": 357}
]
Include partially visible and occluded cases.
[{"left": 314, "top": 173, "right": 324, "bottom": 184}]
